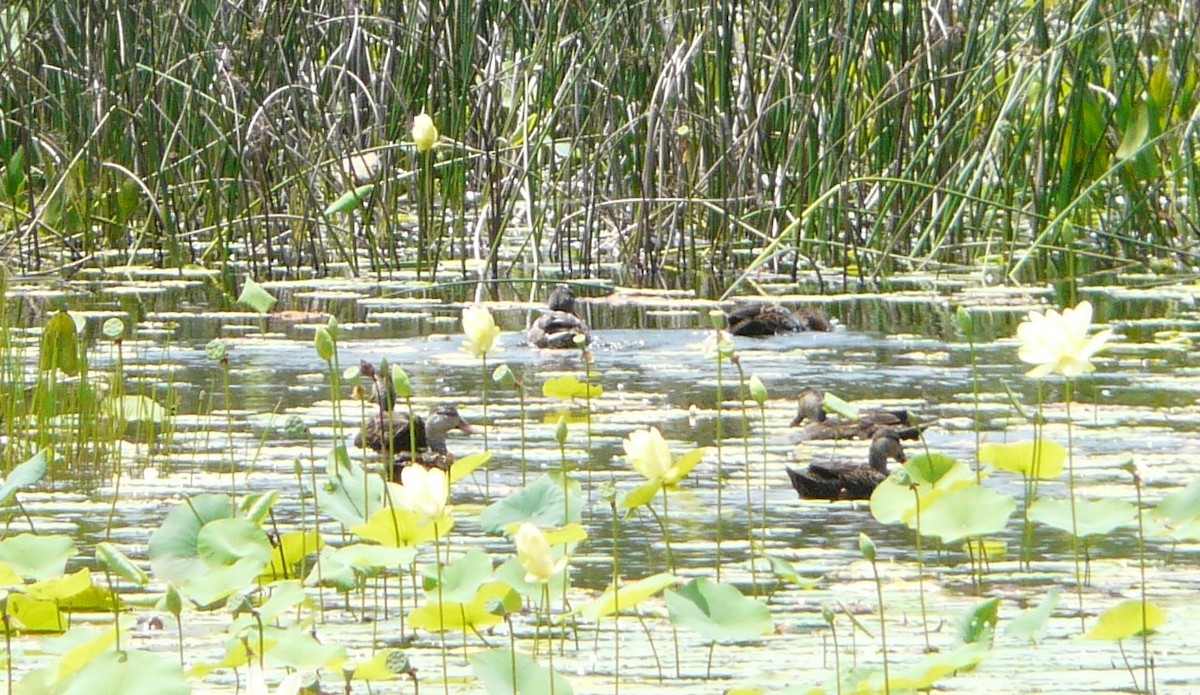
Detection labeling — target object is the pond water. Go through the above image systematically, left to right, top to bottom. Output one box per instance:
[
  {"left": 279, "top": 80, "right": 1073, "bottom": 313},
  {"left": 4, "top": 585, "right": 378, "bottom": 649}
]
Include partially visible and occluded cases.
[{"left": 4, "top": 270, "right": 1200, "bottom": 693}]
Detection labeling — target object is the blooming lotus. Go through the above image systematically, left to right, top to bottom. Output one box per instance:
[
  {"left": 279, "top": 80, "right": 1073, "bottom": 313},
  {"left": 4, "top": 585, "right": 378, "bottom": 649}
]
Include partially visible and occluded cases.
[
  {"left": 411, "top": 113, "right": 439, "bottom": 153},
  {"left": 1016, "top": 300, "right": 1112, "bottom": 378},
  {"left": 461, "top": 305, "right": 501, "bottom": 358},
  {"left": 702, "top": 330, "right": 735, "bottom": 361},
  {"left": 624, "top": 427, "right": 673, "bottom": 482},
  {"left": 396, "top": 465, "right": 448, "bottom": 522},
  {"left": 515, "top": 523, "right": 567, "bottom": 583}
]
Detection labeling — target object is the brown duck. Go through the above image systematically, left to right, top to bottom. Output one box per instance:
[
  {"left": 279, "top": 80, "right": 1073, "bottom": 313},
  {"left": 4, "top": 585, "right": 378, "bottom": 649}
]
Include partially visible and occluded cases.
[
  {"left": 527, "top": 284, "right": 591, "bottom": 349},
  {"left": 725, "top": 303, "right": 833, "bottom": 337},
  {"left": 353, "top": 361, "right": 473, "bottom": 472},
  {"left": 790, "top": 387, "right": 933, "bottom": 441},
  {"left": 786, "top": 428, "right": 907, "bottom": 501}
]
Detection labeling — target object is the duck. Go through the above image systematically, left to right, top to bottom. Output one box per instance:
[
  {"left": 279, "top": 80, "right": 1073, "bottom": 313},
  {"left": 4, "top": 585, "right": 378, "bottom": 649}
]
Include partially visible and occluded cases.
[
  {"left": 527, "top": 284, "right": 591, "bottom": 349},
  {"left": 725, "top": 303, "right": 833, "bottom": 337},
  {"left": 352, "top": 361, "right": 474, "bottom": 472},
  {"left": 789, "top": 387, "right": 934, "bottom": 441},
  {"left": 786, "top": 428, "right": 907, "bottom": 500}
]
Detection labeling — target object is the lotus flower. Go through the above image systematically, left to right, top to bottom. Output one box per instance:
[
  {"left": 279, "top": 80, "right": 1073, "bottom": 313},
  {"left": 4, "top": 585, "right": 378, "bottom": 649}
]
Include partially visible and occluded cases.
[
  {"left": 1016, "top": 300, "right": 1112, "bottom": 378},
  {"left": 461, "top": 305, "right": 501, "bottom": 358},
  {"left": 624, "top": 427, "right": 673, "bottom": 482},
  {"left": 396, "top": 465, "right": 448, "bottom": 522},
  {"left": 515, "top": 523, "right": 567, "bottom": 583}
]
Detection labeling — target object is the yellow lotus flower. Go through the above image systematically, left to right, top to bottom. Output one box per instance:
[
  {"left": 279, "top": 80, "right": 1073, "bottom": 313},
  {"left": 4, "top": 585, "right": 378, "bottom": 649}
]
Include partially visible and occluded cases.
[
  {"left": 411, "top": 113, "right": 439, "bottom": 153},
  {"left": 1016, "top": 300, "right": 1112, "bottom": 378},
  {"left": 461, "top": 305, "right": 501, "bottom": 358},
  {"left": 624, "top": 427, "right": 673, "bottom": 482},
  {"left": 396, "top": 465, "right": 448, "bottom": 522},
  {"left": 515, "top": 523, "right": 567, "bottom": 583}
]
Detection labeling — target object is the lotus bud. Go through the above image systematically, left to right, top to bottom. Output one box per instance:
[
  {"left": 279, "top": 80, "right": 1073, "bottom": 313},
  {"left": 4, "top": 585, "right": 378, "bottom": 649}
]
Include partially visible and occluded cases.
[
  {"left": 412, "top": 113, "right": 439, "bottom": 153},
  {"left": 708, "top": 309, "right": 726, "bottom": 330},
  {"left": 314, "top": 326, "right": 334, "bottom": 362},
  {"left": 492, "top": 364, "right": 517, "bottom": 388},
  {"left": 748, "top": 375, "right": 768, "bottom": 405},
  {"left": 555, "top": 416, "right": 568, "bottom": 446},
  {"left": 858, "top": 532, "right": 877, "bottom": 562}
]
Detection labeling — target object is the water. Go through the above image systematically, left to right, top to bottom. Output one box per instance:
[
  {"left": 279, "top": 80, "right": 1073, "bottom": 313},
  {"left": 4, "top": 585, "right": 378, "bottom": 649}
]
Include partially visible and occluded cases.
[{"left": 4, "top": 275, "right": 1199, "bottom": 693}]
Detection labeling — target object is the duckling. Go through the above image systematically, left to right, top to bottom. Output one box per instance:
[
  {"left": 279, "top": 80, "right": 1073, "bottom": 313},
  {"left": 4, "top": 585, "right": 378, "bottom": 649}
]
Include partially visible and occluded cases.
[
  {"left": 527, "top": 284, "right": 591, "bottom": 349},
  {"left": 725, "top": 303, "right": 833, "bottom": 337},
  {"left": 353, "top": 361, "right": 473, "bottom": 470},
  {"left": 790, "top": 387, "right": 933, "bottom": 441},
  {"left": 786, "top": 428, "right": 907, "bottom": 501}
]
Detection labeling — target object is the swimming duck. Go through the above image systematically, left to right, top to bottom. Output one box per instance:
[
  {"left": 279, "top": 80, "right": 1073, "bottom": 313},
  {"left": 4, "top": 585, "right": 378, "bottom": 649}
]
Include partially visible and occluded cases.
[
  {"left": 527, "top": 284, "right": 591, "bottom": 349},
  {"left": 725, "top": 303, "right": 833, "bottom": 337},
  {"left": 353, "top": 361, "right": 473, "bottom": 471},
  {"left": 790, "top": 387, "right": 933, "bottom": 441},
  {"left": 786, "top": 428, "right": 907, "bottom": 501}
]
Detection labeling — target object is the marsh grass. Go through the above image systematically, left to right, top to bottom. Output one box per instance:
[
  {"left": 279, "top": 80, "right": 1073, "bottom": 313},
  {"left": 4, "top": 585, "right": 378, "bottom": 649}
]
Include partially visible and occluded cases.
[{"left": 2, "top": 1, "right": 1196, "bottom": 285}]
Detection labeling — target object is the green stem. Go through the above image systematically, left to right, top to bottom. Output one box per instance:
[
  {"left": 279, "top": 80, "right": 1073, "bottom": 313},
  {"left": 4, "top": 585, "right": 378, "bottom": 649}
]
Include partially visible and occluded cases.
[
  {"left": 481, "top": 354, "right": 490, "bottom": 498},
  {"left": 714, "top": 355, "right": 723, "bottom": 582},
  {"left": 735, "top": 363, "right": 756, "bottom": 595},
  {"left": 1064, "top": 379, "right": 1085, "bottom": 632},
  {"left": 1132, "top": 464, "right": 1150, "bottom": 694},
  {"left": 912, "top": 484, "right": 930, "bottom": 652},
  {"left": 610, "top": 498, "right": 621, "bottom": 695},
  {"left": 434, "top": 523, "right": 449, "bottom": 695},
  {"left": 871, "top": 557, "right": 891, "bottom": 695},
  {"left": 544, "top": 582, "right": 555, "bottom": 695}
]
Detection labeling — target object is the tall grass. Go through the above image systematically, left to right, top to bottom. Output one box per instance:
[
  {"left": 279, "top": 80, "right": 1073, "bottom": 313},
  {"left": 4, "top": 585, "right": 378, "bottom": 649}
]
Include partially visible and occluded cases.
[{"left": 0, "top": 0, "right": 1196, "bottom": 287}]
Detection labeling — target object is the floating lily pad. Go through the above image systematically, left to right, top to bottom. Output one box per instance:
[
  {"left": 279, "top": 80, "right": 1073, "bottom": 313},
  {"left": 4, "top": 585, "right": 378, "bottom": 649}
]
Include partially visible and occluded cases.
[{"left": 423, "top": 549, "right": 493, "bottom": 603}]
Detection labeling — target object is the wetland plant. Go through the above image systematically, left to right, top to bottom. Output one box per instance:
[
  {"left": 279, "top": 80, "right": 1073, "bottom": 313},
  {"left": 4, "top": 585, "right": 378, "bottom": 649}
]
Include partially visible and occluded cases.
[
  {"left": 1015, "top": 300, "right": 1112, "bottom": 628},
  {"left": 462, "top": 304, "right": 501, "bottom": 495},
  {"left": 702, "top": 311, "right": 735, "bottom": 582},
  {"left": 492, "top": 364, "right": 529, "bottom": 484}
]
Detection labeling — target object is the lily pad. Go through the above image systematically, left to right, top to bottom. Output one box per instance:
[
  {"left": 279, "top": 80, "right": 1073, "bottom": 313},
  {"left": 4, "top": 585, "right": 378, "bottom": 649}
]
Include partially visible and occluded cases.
[
  {"left": 236, "top": 277, "right": 277, "bottom": 314},
  {"left": 541, "top": 375, "right": 602, "bottom": 400},
  {"left": 979, "top": 440, "right": 1066, "bottom": 479},
  {"left": 0, "top": 449, "right": 48, "bottom": 506},
  {"left": 480, "top": 474, "right": 582, "bottom": 533},
  {"left": 918, "top": 485, "right": 1016, "bottom": 543},
  {"left": 1028, "top": 497, "right": 1136, "bottom": 537},
  {"left": 0, "top": 534, "right": 77, "bottom": 580},
  {"left": 578, "top": 572, "right": 679, "bottom": 621},
  {"left": 665, "top": 578, "right": 773, "bottom": 643},
  {"left": 1005, "top": 588, "right": 1060, "bottom": 644},
  {"left": 1086, "top": 600, "right": 1166, "bottom": 641},
  {"left": 469, "top": 647, "right": 573, "bottom": 695}
]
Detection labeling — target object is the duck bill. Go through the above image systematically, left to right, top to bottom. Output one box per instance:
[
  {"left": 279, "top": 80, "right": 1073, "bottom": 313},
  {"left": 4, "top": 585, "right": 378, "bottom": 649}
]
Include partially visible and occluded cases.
[{"left": 456, "top": 420, "right": 475, "bottom": 435}]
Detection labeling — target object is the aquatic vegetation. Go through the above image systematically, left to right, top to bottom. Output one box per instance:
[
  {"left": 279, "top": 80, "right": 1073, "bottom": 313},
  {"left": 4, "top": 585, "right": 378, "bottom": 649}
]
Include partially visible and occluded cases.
[{"left": 4, "top": 284, "right": 1198, "bottom": 695}]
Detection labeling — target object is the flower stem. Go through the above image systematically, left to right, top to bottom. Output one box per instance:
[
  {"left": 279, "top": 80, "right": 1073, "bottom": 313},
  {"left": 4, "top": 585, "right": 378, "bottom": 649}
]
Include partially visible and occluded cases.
[
  {"left": 714, "top": 352, "right": 724, "bottom": 583},
  {"left": 481, "top": 354, "right": 490, "bottom": 499},
  {"left": 1064, "top": 379, "right": 1085, "bottom": 632},
  {"left": 434, "top": 522, "right": 449, "bottom": 695}
]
